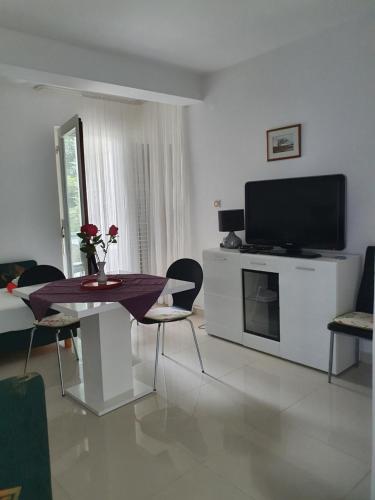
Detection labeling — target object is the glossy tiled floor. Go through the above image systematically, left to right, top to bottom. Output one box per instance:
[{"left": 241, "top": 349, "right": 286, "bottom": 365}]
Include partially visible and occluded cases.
[{"left": 0, "top": 315, "right": 372, "bottom": 500}]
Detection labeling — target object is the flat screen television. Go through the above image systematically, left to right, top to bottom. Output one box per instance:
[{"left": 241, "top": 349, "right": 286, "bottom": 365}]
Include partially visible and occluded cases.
[{"left": 245, "top": 174, "right": 346, "bottom": 257}]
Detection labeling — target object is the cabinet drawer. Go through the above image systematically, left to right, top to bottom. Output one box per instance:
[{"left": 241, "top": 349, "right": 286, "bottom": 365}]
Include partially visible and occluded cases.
[
  {"left": 203, "top": 251, "right": 241, "bottom": 298},
  {"left": 240, "top": 254, "right": 284, "bottom": 274},
  {"left": 280, "top": 263, "right": 337, "bottom": 321},
  {"left": 204, "top": 293, "right": 242, "bottom": 331}
]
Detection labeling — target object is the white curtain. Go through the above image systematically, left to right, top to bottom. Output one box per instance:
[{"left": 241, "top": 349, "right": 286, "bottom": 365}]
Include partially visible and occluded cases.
[
  {"left": 82, "top": 98, "right": 190, "bottom": 276},
  {"left": 82, "top": 99, "right": 139, "bottom": 273},
  {"left": 139, "top": 102, "right": 191, "bottom": 276}
]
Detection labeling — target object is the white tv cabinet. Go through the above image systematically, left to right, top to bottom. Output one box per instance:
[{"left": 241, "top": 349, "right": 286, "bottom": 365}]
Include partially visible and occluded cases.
[{"left": 203, "top": 248, "right": 362, "bottom": 374}]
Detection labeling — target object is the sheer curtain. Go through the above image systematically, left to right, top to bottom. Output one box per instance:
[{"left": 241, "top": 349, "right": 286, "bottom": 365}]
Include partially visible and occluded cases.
[
  {"left": 82, "top": 98, "right": 190, "bottom": 275},
  {"left": 82, "top": 99, "right": 139, "bottom": 273},
  {"left": 138, "top": 102, "right": 191, "bottom": 276}
]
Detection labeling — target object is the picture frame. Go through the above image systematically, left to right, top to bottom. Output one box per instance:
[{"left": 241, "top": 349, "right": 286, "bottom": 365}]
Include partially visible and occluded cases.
[{"left": 267, "top": 124, "right": 301, "bottom": 161}]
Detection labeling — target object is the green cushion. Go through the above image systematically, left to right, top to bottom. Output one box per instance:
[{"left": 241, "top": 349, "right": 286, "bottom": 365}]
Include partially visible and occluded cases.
[
  {"left": 0, "top": 261, "right": 37, "bottom": 289},
  {"left": 0, "top": 374, "right": 53, "bottom": 500}
]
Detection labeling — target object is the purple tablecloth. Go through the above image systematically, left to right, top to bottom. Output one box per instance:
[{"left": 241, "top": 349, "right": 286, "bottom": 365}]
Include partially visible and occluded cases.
[{"left": 29, "top": 274, "right": 169, "bottom": 322}]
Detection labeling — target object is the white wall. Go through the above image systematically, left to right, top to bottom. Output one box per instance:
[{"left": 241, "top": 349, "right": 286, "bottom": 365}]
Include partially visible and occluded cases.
[
  {"left": 187, "top": 13, "right": 375, "bottom": 289},
  {"left": 187, "top": 13, "right": 375, "bottom": 357},
  {"left": 0, "top": 27, "right": 203, "bottom": 104},
  {"left": 0, "top": 83, "right": 89, "bottom": 268}
]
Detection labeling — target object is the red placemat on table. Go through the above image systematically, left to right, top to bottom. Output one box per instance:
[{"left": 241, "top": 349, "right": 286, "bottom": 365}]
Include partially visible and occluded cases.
[{"left": 29, "top": 274, "right": 168, "bottom": 322}]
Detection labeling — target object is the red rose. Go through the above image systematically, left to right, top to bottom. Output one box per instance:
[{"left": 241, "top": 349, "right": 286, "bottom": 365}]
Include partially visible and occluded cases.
[
  {"left": 81, "top": 224, "right": 98, "bottom": 237},
  {"left": 87, "top": 224, "right": 99, "bottom": 236},
  {"left": 108, "top": 225, "right": 118, "bottom": 237}
]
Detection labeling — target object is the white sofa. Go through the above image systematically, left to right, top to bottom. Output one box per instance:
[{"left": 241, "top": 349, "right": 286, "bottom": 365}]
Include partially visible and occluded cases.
[{"left": 0, "top": 288, "right": 33, "bottom": 334}]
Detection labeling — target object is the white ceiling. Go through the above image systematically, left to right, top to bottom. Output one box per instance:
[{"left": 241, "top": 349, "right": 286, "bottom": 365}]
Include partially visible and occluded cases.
[{"left": 0, "top": 0, "right": 371, "bottom": 73}]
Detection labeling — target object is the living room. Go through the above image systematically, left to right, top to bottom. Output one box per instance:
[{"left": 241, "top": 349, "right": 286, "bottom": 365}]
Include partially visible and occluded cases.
[{"left": 0, "top": 1, "right": 374, "bottom": 499}]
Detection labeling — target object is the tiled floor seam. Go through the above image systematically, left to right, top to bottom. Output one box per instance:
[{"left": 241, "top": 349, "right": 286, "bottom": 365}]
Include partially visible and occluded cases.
[
  {"left": 161, "top": 361, "right": 252, "bottom": 404},
  {"left": 278, "top": 384, "right": 325, "bottom": 414},
  {"left": 277, "top": 385, "right": 373, "bottom": 466},
  {"left": 194, "top": 397, "right": 372, "bottom": 494},
  {"left": 269, "top": 421, "right": 372, "bottom": 468},
  {"left": 202, "top": 442, "right": 370, "bottom": 500},
  {"left": 144, "top": 449, "right": 208, "bottom": 500},
  {"left": 199, "top": 461, "right": 257, "bottom": 500},
  {"left": 338, "top": 470, "right": 372, "bottom": 500},
  {"left": 53, "top": 475, "right": 74, "bottom": 500}
]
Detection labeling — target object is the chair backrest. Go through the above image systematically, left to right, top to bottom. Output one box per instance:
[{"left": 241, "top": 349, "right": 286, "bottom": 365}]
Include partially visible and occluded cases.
[
  {"left": 356, "top": 246, "right": 375, "bottom": 314},
  {"left": 166, "top": 258, "right": 203, "bottom": 311},
  {"left": 18, "top": 265, "right": 66, "bottom": 317},
  {"left": 18, "top": 265, "right": 65, "bottom": 287},
  {"left": 0, "top": 374, "right": 53, "bottom": 500}
]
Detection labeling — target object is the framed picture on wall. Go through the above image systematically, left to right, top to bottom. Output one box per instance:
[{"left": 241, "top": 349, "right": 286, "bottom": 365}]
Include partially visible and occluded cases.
[{"left": 267, "top": 124, "right": 301, "bottom": 161}]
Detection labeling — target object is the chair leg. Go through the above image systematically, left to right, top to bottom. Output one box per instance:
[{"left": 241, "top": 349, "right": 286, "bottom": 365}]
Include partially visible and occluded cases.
[
  {"left": 186, "top": 318, "right": 205, "bottom": 373},
  {"left": 161, "top": 323, "right": 166, "bottom": 355},
  {"left": 153, "top": 324, "right": 161, "bottom": 391},
  {"left": 24, "top": 327, "right": 36, "bottom": 374},
  {"left": 70, "top": 329, "right": 80, "bottom": 361},
  {"left": 55, "top": 330, "right": 65, "bottom": 396},
  {"left": 328, "top": 331, "right": 334, "bottom": 383},
  {"left": 355, "top": 337, "right": 360, "bottom": 366}
]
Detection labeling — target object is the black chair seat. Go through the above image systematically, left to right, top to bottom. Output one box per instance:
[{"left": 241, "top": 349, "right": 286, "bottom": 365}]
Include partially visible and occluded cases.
[
  {"left": 327, "top": 246, "right": 374, "bottom": 383},
  {"left": 140, "top": 316, "right": 189, "bottom": 325},
  {"left": 328, "top": 321, "right": 373, "bottom": 340}
]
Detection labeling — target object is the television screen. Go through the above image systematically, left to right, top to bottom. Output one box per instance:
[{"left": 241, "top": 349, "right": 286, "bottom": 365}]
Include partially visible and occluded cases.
[{"left": 245, "top": 174, "right": 346, "bottom": 250}]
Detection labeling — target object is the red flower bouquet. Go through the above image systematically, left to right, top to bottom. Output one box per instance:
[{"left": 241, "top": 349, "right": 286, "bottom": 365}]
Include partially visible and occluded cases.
[{"left": 78, "top": 224, "right": 119, "bottom": 262}]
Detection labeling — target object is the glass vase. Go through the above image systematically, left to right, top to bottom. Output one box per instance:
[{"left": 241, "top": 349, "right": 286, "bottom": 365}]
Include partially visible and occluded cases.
[{"left": 96, "top": 261, "right": 107, "bottom": 285}]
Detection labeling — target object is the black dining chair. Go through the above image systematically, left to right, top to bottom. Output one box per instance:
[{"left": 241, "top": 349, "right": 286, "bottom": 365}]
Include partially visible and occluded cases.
[
  {"left": 327, "top": 246, "right": 374, "bottom": 383},
  {"left": 137, "top": 258, "right": 205, "bottom": 390},
  {"left": 18, "top": 265, "right": 80, "bottom": 395}
]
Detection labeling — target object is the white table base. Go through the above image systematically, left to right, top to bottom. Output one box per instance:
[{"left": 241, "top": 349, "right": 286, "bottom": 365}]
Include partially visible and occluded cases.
[
  {"left": 65, "top": 306, "right": 153, "bottom": 416},
  {"left": 65, "top": 380, "right": 153, "bottom": 416}
]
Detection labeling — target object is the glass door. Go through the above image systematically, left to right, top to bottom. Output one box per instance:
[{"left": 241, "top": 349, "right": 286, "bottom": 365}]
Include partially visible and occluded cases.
[
  {"left": 55, "top": 115, "right": 88, "bottom": 277},
  {"left": 242, "top": 269, "right": 280, "bottom": 341}
]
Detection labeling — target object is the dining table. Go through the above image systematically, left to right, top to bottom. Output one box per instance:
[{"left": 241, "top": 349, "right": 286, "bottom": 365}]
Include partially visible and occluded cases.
[{"left": 13, "top": 276, "right": 194, "bottom": 416}]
